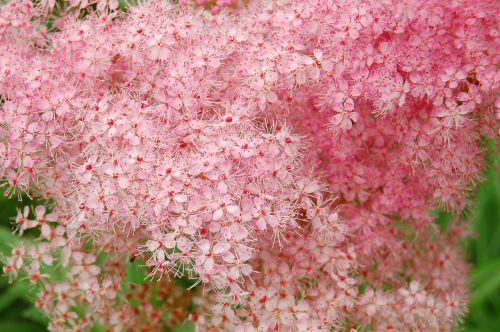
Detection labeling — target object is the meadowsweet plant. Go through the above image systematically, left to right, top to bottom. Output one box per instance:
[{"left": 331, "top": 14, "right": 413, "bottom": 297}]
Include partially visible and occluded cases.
[{"left": 0, "top": 0, "right": 498, "bottom": 331}]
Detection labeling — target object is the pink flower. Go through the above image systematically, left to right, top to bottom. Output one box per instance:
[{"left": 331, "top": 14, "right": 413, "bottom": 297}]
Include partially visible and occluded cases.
[{"left": 0, "top": 0, "right": 496, "bottom": 330}]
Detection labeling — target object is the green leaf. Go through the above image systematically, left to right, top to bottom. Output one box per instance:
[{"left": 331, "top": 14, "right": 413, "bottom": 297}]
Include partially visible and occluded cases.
[
  {"left": 0, "top": 226, "right": 17, "bottom": 255},
  {"left": 471, "top": 258, "right": 500, "bottom": 288},
  {"left": 125, "top": 259, "right": 147, "bottom": 284},
  {"left": 471, "top": 269, "right": 500, "bottom": 307},
  {"left": 0, "top": 282, "right": 27, "bottom": 312},
  {"left": 22, "top": 307, "right": 49, "bottom": 325},
  {"left": 0, "top": 319, "right": 46, "bottom": 332},
  {"left": 173, "top": 321, "right": 194, "bottom": 332}
]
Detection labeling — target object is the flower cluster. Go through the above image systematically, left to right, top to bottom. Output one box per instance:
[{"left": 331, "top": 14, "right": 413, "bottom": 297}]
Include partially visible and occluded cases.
[{"left": 0, "top": 0, "right": 498, "bottom": 331}]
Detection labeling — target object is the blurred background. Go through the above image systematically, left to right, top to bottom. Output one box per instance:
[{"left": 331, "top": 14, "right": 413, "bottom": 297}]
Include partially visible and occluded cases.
[{"left": 0, "top": 142, "right": 498, "bottom": 331}]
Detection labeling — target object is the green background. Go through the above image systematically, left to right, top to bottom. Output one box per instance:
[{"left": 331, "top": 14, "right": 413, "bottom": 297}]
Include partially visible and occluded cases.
[{"left": 0, "top": 145, "right": 498, "bottom": 331}]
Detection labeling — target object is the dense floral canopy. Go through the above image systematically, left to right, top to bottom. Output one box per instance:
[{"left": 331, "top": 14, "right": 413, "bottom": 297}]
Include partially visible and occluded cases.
[{"left": 0, "top": 0, "right": 498, "bottom": 331}]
